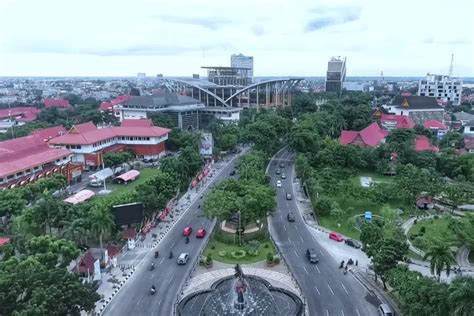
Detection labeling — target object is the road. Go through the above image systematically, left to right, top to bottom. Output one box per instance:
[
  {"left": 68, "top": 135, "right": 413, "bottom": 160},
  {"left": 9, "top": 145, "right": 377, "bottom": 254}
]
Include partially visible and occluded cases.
[
  {"left": 268, "top": 149, "right": 380, "bottom": 316},
  {"left": 103, "top": 155, "right": 240, "bottom": 316}
]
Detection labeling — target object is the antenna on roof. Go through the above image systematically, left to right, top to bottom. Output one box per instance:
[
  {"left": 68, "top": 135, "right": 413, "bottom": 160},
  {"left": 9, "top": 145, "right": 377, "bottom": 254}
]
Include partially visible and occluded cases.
[{"left": 449, "top": 53, "right": 454, "bottom": 78}]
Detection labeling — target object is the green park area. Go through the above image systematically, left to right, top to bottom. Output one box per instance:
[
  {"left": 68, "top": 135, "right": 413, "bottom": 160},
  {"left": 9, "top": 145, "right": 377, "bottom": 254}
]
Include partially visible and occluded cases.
[
  {"left": 107, "top": 167, "right": 161, "bottom": 197},
  {"left": 407, "top": 216, "right": 458, "bottom": 252},
  {"left": 203, "top": 238, "right": 277, "bottom": 264}
]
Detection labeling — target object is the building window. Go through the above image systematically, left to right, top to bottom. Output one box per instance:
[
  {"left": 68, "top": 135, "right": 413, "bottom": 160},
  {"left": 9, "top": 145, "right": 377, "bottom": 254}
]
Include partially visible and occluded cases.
[
  {"left": 34, "top": 166, "right": 39, "bottom": 170},
  {"left": 25, "top": 168, "right": 31, "bottom": 173},
  {"left": 16, "top": 172, "right": 23, "bottom": 177},
  {"left": 7, "top": 175, "right": 14, "bottom": 180},
  {"left": 0, "top": 178, "right": 4, "bottom": 183}
]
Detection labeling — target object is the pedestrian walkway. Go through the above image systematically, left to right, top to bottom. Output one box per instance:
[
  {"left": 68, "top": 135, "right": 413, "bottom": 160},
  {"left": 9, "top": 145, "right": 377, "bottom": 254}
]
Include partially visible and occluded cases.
[{"left": 93, "top": 151, "right": 246, "bottom": 315}]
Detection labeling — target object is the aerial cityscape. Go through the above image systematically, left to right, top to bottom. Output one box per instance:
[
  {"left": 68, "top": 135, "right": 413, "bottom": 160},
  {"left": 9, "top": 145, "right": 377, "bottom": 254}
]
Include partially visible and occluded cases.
[{"left": 0, "top": 0, "right": 473, "bottom": 316}]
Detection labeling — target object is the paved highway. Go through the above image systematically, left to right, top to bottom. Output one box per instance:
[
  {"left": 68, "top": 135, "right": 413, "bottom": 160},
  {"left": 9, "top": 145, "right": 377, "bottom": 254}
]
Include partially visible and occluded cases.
[
  {"left": 268, "top": 149, "right": 380, "bottom": 316},
  {"left": 103, "top": 154, "right": 241, "bottom": 316}
]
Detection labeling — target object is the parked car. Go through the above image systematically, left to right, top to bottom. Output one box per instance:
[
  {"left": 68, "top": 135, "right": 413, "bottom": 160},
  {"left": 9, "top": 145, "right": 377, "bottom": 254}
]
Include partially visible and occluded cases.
[
  {"left": 275, "top": 168, "right": 281, "bottom": 175},
  {"left": 281, "top": 173, "right": 286, "bottom": 179},
  {"left": 88, "top": 178, "right": 103, "bottom": 187},
  {"left": 276, "top": 180, "right": 282, "bottom": 188},
  {"left": 286, "top": 193, "right": 292, "bottom": 200},
  {"left": 287, "top": 212, "right": 295, "bottom": 222},
  {"left": 183, "top": 226, "right": 193, "bottom": 236},
  {"left": 196, "top": 228, "right": 207, "bottom": 238},
  {"left": 329, "top": 231, "right": 344, "bottom": 242},
  {"left": 345, "top": 239, "right": 361, "bottom": 248},
  {"left": 306, "top": 248, "right": 319, "bottom": 263},
  {"left": 177, "top": 253, "right": 190, "bottom": 265}
]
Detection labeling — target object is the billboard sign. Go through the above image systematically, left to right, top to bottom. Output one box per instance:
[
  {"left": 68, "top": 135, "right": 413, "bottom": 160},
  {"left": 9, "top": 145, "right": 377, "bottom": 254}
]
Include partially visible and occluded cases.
[{"left": 199, "top": 133, "right": 213, "bottom": 157}]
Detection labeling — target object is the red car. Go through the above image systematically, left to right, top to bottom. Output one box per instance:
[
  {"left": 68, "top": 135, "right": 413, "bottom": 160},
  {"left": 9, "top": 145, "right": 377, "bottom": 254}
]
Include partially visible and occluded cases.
[
  {"left": 183, "top": 226, "right": 193, "bottom": 236},
  {"left": 196, "top": 228, "right": 207, "bottom": 238},
  {"left": 329, "top": 231, "right": 344, "bottom": 242}
]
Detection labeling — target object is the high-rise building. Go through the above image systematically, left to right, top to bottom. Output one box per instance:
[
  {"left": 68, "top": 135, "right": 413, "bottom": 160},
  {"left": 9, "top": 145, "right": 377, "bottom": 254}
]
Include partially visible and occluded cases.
[
  {"left": 231, "top": 53, "right": 254, "bottom": 80},
  {"left": 325, "top": 57, "right": 346, "bottom": 93},
  {"left": 418, "top": 73, "right": 462, "bottom": 106}
]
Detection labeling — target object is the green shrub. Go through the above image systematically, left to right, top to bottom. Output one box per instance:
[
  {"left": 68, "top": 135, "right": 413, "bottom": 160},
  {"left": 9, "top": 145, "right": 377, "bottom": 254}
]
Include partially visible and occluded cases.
[
  {"left": 433, "top": 215, "right": 439, "bottom": 220},
  {"left": 420, "top": 226, "right": 426, "bottom": 234},
  {"left": 264, "top": 244, "right": 269, "bottom": 248},
  {"left": 211, "top": 245, "right": 216, "bottom": 250},
  {"left": 218, "top": 250, "right": 228, "bottom": 257},
  {"left": 231, "top": 250, "right": 246, "bottom": 259},
  {"left": 266, "top": 252, "right": 274, "bottom": 264},
  {"left": 206, "top": 253, "right": 213, "bottom": 265},
  {"left": 273, "top": 255, "right": 280, "bottom": 264}
]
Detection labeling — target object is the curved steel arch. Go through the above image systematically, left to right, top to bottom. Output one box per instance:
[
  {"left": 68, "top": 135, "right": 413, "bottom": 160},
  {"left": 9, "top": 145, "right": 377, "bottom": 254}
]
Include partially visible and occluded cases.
[
  {"left": 161, "top": 78, "right": 230, "bottom": 107},
  {"left": 224, "top": 78, "right": 303, "bottom": 103}
]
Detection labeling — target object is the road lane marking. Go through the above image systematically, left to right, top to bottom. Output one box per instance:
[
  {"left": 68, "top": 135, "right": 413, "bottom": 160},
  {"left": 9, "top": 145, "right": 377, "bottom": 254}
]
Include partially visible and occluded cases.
[
  {"left": 283, "top": 225, "right": 287, "bottom": 231},
  {"left": 295, "top": 225, "right": 298, "bottom": 231},
  {"left": 300, "top": 236, "right": 304, "bottom": 243},
  {"left": 312, "top": 236, "right": 316, "bottom": 242},
  {"left": 294, "top": 249, "right": 299, "bottom": 257},
  {"left": 319, "top": 249, "right": 325, "bottom": 256},
  {"left": 159, "top": 258, "right": 164, "bottom": 265},
  {"left": 315, "top": 265, "right": 321, "bottom": 274},
  {"left": 303, "top": 266, "right": 309, "bottom": 275},
  {"left": 327, "top": 283, "right": 335, "bottom": 295},
  {"left": 341, "top": 283, "right": 349, "bottom": 294},
  {"left": 314, "top": 285, "right": 321, "bottom": 295},
  {"left": 356, "top": 309, "right": 361, "bottom": 316}
]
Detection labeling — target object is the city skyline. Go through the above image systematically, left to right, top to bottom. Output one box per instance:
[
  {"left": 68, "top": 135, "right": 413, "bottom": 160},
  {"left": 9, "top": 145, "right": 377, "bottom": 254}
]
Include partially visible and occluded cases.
[{"left": 0, "top": 0, "right": 473, "bottom": 77}]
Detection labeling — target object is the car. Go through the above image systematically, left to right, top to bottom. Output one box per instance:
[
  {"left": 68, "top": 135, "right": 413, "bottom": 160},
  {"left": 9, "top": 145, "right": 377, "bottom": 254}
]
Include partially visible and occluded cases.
[
  {"left": 279, "top": 162, "right": 285, "bottom": 168},
  {"left": 275, "top": 168, "right": 281, "bottom": 175},
  {"left": 230, "top": 170, "right": 236, "bottom": 176},
  {"left": 281, "top": 173, "right": 286, "bottom": 179},
  {"left": 88, "top": 179, "right": 103, "bottom": 187},
  {"left": 276, "top": 180, "right": 282, "bottom": 188},
  {"left": 286, "top": 193, "right": 292, "bottom": 200},
  {"left": 287, "top": 212, "right": 295, "bottom": 222},
  {"left": 182, "top": 226, "right": 193, "bottom": 236},
  {"left": 196, "top": 228, "right": 207, "bottom": 238},
  {"left": 329, "top": 231, "right": 344, "bottom": 242},
  {"left": 345, "top": 238, "right": 361, "bottom": 248},
  {"left": 306, "top": 248, "right": 319, "bottom": 264},
  {"left": 177, "top": 253, "right": 190, "bottom": 265},
  {"left": 378, "top": 304, "right": 394, "bottom": 316}
]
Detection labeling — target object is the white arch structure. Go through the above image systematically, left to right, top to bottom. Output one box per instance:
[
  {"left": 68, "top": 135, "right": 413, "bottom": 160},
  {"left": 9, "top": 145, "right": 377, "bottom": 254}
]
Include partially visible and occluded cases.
[{"left": 160, "top": 78, "right": 303, "bottom": 108}]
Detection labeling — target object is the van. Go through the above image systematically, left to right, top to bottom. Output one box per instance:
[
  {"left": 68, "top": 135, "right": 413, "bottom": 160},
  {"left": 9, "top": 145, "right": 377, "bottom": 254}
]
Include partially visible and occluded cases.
[{"left": 378, "top": 304, "right": 394, "bottom": 316}]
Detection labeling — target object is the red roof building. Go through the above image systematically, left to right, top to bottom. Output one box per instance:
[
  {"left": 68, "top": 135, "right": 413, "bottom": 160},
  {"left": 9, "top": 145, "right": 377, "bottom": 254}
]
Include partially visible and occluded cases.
[
  {"left": 110, "top": 95, "right": 134, "bottom": 106},
  {"left": 43, "top": 99, "right": 71, "bottom": 108},
  {"left": 99, "top": 102, "right": 113, "bottom": 111},
  {"left": 0, "top": 107, "right": 40, "bottom": 123},
  {"left": 380, "top": 114, "right": 416, "bottom": 130},
  {"left": 423, "top": 119, "right": 447, "bottom": 130},
  {"left": 48, "top": 120, "right": 171, "bottom": 168},
  {"left": 339, "top": 122, "right": 389, "bottom": 147},
  {"left": 30, "top": 125, "right": 66, "bottom": 141},
  {"left": 0, "top": 135, "right": 73, "bottom": 188},
  {"left": 414, "top": 135, "right": 439, "bottom": 153},
  {"left": 464, "top": 137, "right": 474, "bottom": 154},
  {"left": 76, "top": 250, "right": 96, "bottom": 275}
]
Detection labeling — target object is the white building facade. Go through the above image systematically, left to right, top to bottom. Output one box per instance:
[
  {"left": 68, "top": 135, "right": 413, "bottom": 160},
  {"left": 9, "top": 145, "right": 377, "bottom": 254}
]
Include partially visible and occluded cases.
[
  {"left": 231, "top": 53, "right": 254, "bottom": 80},
  {"left": 418, "top": 74, "right": 462, "bottom": 106}
]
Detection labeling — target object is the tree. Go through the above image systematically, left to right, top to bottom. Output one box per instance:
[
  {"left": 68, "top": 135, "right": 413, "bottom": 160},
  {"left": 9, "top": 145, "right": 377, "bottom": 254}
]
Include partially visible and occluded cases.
[
  {"left": 236, "top": 150, "right": 267, "bottom": 184},
  {"left": 103, "top": 151, "right": 133, "bottom": 167},
  {"left": 135, "top": 171, "right": 178, "bottom": 219},
  {"left": 0, "top": 189, "right": 27, "bottom": 216},
  {"left": 313, "top": 196, "right": 333, "bottom": 216},
  {"left": 89, "top": 205, "right": 115, "bottom": 251},
  {"left": 360, "top": 222, "right": 383, "bottom": 258},
  {"left": 25, "top": 235, "right": 79, "bottom": 269},
  {"left": 423, "top": 240, "right": 456, "bottom": 281},
  {"left": 448, "top": 276, "right": 474, "bottom": 316}
]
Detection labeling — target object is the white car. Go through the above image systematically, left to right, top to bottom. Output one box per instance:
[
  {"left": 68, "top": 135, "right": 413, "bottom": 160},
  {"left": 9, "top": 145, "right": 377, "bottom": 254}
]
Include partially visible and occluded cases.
[
  {"left": 276, "top": 180, "right": 282, "bottom": 188},
  {"left": 177, "top": 253, "right": 190, "bottom": 265}
]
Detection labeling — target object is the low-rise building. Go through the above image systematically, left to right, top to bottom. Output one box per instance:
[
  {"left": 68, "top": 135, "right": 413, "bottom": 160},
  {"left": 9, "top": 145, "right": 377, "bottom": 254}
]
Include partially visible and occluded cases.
[
  {"left": 384, "top": 95, "right": 445, "bottom": 124},
  {"left": 43, "top": 98, "right": 71, "bottom": 108},
  {"left": 0, "top": 107, "right": 40, "bottom": 123},
  {"left": 380, "top": 114, "right": 415, "bottom": 130},
  {"left": 48, "top": 119, "right": 170, "bottom": 169},
  {"left": 423, "top": 119, "right": 448, "bottom": 139},
  {"left": 463, "top": 120, "right": 474, "bottom": 137},
  {"left": 339, "top": 122, "right": 388, "bottom": 147},
  {"left": 414, "top": 135, "right": 439, "bottom": 153}
]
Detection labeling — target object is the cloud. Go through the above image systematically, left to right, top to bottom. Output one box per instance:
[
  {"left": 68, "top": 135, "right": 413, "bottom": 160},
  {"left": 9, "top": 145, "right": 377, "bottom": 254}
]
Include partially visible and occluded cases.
[
  {"left": 305, "top": 6, "right": 361, "bottom": 32},
  {"left": 155, "top": 15, "right": 231, "bottom": 30},
  {"left": 251, "top": 25, "right": 265, "bottom": 36},
  {"left": 423, "top": 37, "right": 472, "bottom": 45}
]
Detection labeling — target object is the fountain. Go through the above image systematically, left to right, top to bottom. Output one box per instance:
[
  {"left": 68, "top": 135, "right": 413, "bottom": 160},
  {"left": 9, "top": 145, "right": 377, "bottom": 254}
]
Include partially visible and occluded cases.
[{"left": 177, "top": 264, "right": 303, "bottom": 316}]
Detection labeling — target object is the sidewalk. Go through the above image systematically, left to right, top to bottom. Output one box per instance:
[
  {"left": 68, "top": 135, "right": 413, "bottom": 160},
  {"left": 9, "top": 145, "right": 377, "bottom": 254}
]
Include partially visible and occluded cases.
[{"left": 93, "top": 152, "right": 245, "bottom": 315}]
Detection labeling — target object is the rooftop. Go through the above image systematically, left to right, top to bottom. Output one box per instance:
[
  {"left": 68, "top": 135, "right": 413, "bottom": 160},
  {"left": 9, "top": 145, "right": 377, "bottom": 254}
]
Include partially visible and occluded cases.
[
  {"left": 121, "top": 93, "right": 200, "bottom": 108},
  {"left": 392, "top": 95, "right": 443, "bottom": 110},
  {"left": 339, "top": 122, "right": 388, "bottom": 147},
  {"left": 415, "top": 135, "right": 439, "bottom": 152}
]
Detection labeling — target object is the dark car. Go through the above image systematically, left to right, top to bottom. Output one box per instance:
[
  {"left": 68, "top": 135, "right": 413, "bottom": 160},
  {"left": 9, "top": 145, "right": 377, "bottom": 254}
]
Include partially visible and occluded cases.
[
  {"left": 279, "top": 162, "right": 285, "bottom": 168},
  {"left": 275, "top": 168, "right": 281, "bottom": 175},
  {"left": 230, "top": 170, "right": 236, "bottom": 176},
  {"left": 286, "top": 193, "right": 292, "bottom": 200},
  {"left": 287, "top": 212, "right": 295, "bottom": 222},
  {"left": 344, "top": 239, "right": 361, "bottom": 249},
  {"left": 306, "top": 248, "right": 319, "bottom": 264}
]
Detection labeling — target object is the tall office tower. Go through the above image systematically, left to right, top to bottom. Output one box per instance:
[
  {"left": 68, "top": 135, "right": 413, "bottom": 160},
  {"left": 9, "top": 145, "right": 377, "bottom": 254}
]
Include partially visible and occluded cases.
[
  {"left": 231, "top": 53, "right": 254, "bottom": 80},
  {"left": 325, "top": 56, "right": 346, "bottom": 93},
  {"left": 418, "top": 73, "right": 462, "bottom": 106}
]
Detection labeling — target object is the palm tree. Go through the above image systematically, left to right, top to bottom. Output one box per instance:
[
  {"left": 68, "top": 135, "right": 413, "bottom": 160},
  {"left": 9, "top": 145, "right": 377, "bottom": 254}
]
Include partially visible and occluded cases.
[
  {"left": 89, "top": 206, "right": 114, "bottom": 251},
  {"left": 423, "top": 240, "right": 456, "bottom": 281},
  {"left": 448, "top": 276, "right": 474, "bottom": 316}
]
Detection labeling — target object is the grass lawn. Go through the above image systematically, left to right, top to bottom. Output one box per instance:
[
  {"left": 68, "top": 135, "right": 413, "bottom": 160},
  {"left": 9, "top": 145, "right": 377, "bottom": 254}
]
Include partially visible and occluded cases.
[
  {"left": 107, "top": 168, "right": 160, "bottom": 197},
  {"left": 350, "top": 170, "right": 395, "bottom": 187},
  {"left": 407, "top": 217, "right": 457, "bottom": 252},
  {"left": 204, "top": 239, "right": 277, "bottom": 264},
  {"left": 469, "top": 250, "right": 474, "bottom": 264}
]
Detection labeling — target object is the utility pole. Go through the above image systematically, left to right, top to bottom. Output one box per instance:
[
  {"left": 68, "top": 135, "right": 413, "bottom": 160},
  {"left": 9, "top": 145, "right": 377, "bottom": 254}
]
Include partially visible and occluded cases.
[{"left": 238, "top": 210, "right": 242, "bottom": 246}]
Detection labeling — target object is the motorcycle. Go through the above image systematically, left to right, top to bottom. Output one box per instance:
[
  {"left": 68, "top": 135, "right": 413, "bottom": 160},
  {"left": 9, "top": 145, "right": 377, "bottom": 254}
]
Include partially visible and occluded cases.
[
  {"left": 185, "top": 237, "right": 190, "bottom": 244},
  {"left": 154, "top": 251, "right": 159, "bottom": 258},
  {"left": 169, "top": 251, "right": 173, "bottom": 259},
  {"left": 339, "top": 260, "right": 345, "bottom": 269},
  {"left": 150, "top": 263, "right": 155, "bottom": 271},
  {"left": 343, "top": 266, "right": 348, "bottom": 275},
  {"left": 150, "top": 286, "right": 156, "bottom": 295}
]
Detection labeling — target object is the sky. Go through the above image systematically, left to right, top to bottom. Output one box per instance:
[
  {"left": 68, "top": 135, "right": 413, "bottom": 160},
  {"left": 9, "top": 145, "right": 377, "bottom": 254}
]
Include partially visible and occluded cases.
[{"left": 0, "top": 0, "right": 473, "bottom": 77}]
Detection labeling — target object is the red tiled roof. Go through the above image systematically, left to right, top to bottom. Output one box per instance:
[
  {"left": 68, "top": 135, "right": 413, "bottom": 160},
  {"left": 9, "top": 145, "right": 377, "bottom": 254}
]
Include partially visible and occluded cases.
[
  {"left": 111, "top": 95, "right": 134, "bottom": 106},
  {"left": 43, "top": 99, "right": 71, "bottom": 108},
  {"left": 100, "top": 102, "right": 113, "bottom": 111},
  {"left": 0, "top": 107, "right": 40, "bottom": 122},
  {"left": 381, "top": 114, "right": 416, "bottom": 129},
  {"left": 120, "top": 119, "right": 153, "bottom": 127},
  {"left": 423, "top": 119, "right": 447, "bottom": 130},
  {"left": 49, "top": 122, "right": 171, "bottom": 145},
  {"left": 340, "top": 122, "right": 388, "bottom": 147},
  {"left": 31, "top": 125, "right": 66, "bottom": 140},
  {"left": 0, "top": 135, "right": 73, "bottom": 177},
  {"left": 415, "top": 135, "right": 439, "bottom": 152},
  {"left": 464, "top": 137, "right": 474, "bottom": 150},
  {"left": 123, "top": 228, "right": 137, "bottom": 240},
  {"left": 0, "top": 237, "right": 10, "bottom": 246},
  {"left": 106, "top": 244, "right": 121, "bottom": 258},
  {"left": 77, "top": 251, "right": 96, "bottom": 274}
]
